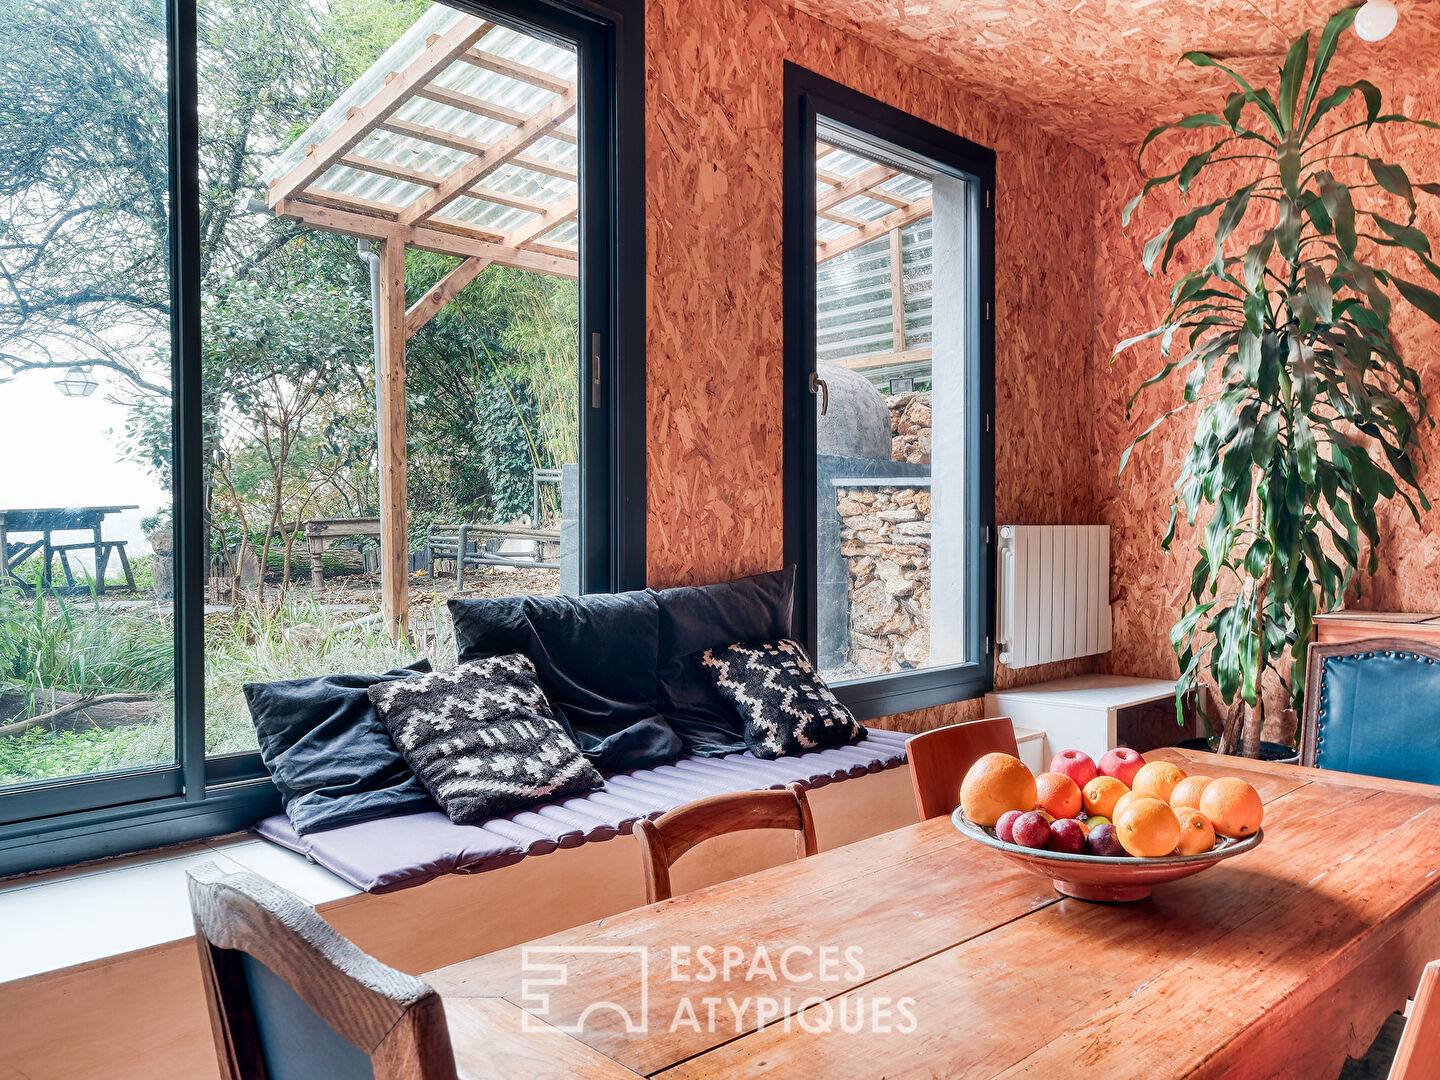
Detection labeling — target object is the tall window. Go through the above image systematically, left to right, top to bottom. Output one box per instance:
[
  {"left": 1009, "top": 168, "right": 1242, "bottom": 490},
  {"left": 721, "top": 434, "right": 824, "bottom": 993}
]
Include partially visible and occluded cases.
[
  {"left": 0, "top": 0, "right": 641, "bottom": 874},
  {"left": 785, "top": 66, "right": 995, "bottom": 719}
]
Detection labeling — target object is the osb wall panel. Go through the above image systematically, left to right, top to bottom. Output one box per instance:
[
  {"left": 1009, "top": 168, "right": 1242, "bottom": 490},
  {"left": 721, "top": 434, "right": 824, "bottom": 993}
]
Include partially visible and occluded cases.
[
  {"left": 643, "top": 0, "right": 1102, "bottom": 725},
  {"left": 1093, "top": 71, "right": 1440, "bottom": 684}
]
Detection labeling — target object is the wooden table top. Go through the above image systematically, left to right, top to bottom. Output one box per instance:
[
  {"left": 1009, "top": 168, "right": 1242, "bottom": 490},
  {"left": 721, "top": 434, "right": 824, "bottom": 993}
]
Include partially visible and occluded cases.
[{"left": 426, "top": 748, "right": 1440, "bottom": 1079}]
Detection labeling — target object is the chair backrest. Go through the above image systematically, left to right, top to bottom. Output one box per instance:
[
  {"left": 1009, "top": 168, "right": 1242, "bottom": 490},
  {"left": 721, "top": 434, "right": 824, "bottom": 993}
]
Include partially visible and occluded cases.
[
  {"left": 1301, "top": 637, "right": 1440, "bottom": 784},
  {"left": 906, "top": 717, "right": 1019, "bottom": 820},
  {"left": 634, "top": 782, "right": 817, "bottom": 904},
  {"left": 187, "top": 863, "right": 457, "bottom": 1080},
  {"left": 1390, "top": 960, "right": 1440, "bottom": 1080}
]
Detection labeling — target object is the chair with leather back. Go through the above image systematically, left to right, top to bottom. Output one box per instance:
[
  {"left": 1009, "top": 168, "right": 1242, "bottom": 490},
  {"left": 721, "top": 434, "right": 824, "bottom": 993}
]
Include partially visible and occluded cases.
[
  {"left": 1301, "top": 637, "right": 1440, "bottom": 785},
  {"left": 905, "top": 717, "right": 1020, "bottom": 820},
  {"left": 634, "top": 783, "right": 818, "bottom": 904},
  {"left": 187, "top": 862, "right": 458, "bottom": 1080},
  {"left": 1388, "top": 960, "right": 1440, "bottom": 1080}
]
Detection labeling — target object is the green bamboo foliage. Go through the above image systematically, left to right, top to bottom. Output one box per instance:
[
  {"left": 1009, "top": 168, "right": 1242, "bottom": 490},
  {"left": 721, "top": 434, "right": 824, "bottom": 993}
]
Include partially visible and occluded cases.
[{"left": 1117, "top": 6, "right": 1440, "bottom": 752}]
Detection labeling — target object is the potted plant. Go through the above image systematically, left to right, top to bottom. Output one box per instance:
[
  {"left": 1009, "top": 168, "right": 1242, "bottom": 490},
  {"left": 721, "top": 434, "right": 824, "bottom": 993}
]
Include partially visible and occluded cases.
[{"left": 1117, "top": 6, "right": 1440, "bottom": 756}]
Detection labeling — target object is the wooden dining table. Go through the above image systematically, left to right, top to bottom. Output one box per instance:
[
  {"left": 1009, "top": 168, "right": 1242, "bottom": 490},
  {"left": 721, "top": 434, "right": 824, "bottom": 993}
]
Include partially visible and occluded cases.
[{"left": 424, "top": 747, "right": 1440, "bottom": 1079}]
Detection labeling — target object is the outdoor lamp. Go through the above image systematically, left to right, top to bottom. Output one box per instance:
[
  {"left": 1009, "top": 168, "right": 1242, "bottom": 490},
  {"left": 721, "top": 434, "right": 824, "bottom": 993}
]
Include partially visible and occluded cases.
[
  {"left": 1354, "top": 0, "right": 1398, "bottom": 41},
  {"left": 55, "top": 365, "right": 99, "bottom": 398}
]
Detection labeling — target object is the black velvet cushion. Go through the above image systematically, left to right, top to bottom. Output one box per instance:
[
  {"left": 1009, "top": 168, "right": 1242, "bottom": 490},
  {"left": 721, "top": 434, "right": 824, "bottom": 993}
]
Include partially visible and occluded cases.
[
  {"left": 653, "top": 567, "right": 796, "bottom": 756},
  {"left": 447, "top": 590, "right": 682, "bottom": 773},
  {"left": 699, "top": 639, "right": 864, "bottom": 759},
  {"left": 368, "top": 655, "right": 603, "bottom": 824},
  {"left": 245, "top": 661, "right": 435, "bottom": 835}
]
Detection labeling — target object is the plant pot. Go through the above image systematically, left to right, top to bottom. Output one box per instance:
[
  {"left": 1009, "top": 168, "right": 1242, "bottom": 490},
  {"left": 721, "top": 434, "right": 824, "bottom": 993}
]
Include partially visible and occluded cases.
[{"left": 1174, "top": 736, "right": 1299, "bottom": 765}]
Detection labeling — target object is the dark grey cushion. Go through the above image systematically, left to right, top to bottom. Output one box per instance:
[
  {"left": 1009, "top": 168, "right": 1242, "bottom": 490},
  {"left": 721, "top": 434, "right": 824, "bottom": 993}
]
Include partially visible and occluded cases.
[
  {"left": 653, "top": 567, "right": 796, "bottom": 756},
  {"left": 447, "top": 590, "right": 682, "bottom": 772},
  {"left": 700, "top": 639, "right": 865, "bottom": 759},
  {"left": 367, "top": 655, "right": 603, "bottom": 824},
  {"left": 244, "top": 661, "right": 435, "bottom": 835}
]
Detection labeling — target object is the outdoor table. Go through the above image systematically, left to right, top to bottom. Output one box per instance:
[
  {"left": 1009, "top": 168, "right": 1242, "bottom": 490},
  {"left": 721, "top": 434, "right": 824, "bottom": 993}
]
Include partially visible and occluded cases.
[
  {"left": 0, "top": 505, "right": 139, "bottom": 593},
  {"left": 423, "top": 747, "right": 1440, "bottom": 1079}
]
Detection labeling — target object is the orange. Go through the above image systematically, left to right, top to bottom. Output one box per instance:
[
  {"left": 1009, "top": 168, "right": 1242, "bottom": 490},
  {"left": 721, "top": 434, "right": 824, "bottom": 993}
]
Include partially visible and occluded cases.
[
  {"left": 960, "top": 753, "right": 1037, "bottom": 826},
  {"left": 1132, "top": 760, "right": 1187, "bottom": 803},
  {"left": 1034, "top": 772, "right": 1083, "bottom": 819},
  {"left": 1082, "top": 775, "right": 1129, "bottom": 819},
  {"left": 1169, "top": 775, "right": 1215, "bottom": 811},
  {"left": 1199, "top": 777, "right": 1264, "bottom": 839},
  {"left": 1111, "top": 789, "right": 1150, "bottom": 822},
  {"left": 1114, "top": 797, "right": 1181, "bottom": 858},
  {"left": 1174, "top": 807, "right": 1216, "bottom": 855}
]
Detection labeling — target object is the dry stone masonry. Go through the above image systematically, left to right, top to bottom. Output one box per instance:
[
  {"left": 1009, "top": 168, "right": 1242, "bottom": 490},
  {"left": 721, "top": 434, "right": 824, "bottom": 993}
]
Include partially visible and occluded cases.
[
  {"left": 889, "top": 390, "right": 932, "bottom": 465},
  {"left": 835, "top": 482, "right": 932, "bottom": 675}
]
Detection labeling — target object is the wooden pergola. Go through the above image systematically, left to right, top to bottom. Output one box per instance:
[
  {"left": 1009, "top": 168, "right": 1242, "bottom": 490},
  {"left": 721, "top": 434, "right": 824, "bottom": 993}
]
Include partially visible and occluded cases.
[
  {"left": 262, "top": 7, "right": 580, "bottom": 637},
  {"left": 263, "top": 8, "right": 933, "bottom": 637},
  {"left": 814, "top": 141, "right": 935, "bottom": 382}
]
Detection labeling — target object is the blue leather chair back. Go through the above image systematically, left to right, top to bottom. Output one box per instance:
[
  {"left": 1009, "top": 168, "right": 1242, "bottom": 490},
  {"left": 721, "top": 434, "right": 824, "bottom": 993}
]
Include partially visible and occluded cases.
[
  {"left": 1305, "top": 640, "right": 1440, "bottom": 784},
  {"left": 242, "top": 953, "right": 376, "bottom": 1080}
]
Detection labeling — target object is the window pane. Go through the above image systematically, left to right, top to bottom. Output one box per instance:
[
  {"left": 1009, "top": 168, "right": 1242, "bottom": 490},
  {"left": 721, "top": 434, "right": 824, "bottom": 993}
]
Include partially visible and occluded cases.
[
  {"left": 0, "top": 0, "right": 177, "bottom": 785},
  {"left": 198, "top": 1, "right": 583, "bottom": 756},
  {"left": 814, "top": 124, "right": 970, "bottom": 683}
]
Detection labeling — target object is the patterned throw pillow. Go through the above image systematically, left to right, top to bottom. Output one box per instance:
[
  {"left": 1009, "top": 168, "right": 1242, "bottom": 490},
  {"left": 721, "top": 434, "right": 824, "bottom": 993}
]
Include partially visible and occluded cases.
[
  {"left": 699, "top": 639, "right": 865, "bottom": 760},
  {"left": 366, "top": 655, "right": 603, "bottom": 824}
]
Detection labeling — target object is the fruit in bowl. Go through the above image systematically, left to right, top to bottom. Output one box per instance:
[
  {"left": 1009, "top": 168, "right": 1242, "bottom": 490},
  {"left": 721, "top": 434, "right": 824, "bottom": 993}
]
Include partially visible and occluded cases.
[
  {"left": 1098, "top": 747, "right": 1146, "bottom": 787},
  {"left": 1049, "top": 749, "right": 1098, "bottom": 788},
  {"left": 960, "top": 752, "right": 1037, "bottom": 826},
  {"left": 1011, "top": 810, "right": 1053, "bottom": 850}
]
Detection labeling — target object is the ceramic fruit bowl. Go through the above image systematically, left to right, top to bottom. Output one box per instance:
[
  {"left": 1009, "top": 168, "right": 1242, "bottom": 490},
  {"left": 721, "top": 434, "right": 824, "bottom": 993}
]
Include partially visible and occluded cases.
[{"left": 951, "top": 809, "right": 1263, "bottom": 902}]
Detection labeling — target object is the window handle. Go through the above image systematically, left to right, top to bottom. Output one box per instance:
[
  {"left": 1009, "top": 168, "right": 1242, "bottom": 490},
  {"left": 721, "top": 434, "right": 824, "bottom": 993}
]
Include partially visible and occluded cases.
[
  {"left": 590, "top": 332, "right": 601, "bottom": 408},
  {"left": 809, "top": 371, "right": 829, "bottom": 416}
]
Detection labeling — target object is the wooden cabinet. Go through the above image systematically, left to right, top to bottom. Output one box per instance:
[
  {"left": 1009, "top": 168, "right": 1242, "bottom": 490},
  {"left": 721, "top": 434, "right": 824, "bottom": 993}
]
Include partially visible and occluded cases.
[{"left": 1313, "top": 612, "right": 1440, "bottom": 647}]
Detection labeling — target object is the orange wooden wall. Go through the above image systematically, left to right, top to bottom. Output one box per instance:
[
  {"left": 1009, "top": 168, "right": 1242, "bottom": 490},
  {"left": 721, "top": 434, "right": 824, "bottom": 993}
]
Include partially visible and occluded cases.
[{"left": 641, "top": 0, "right": 1101, "bottom": 726}]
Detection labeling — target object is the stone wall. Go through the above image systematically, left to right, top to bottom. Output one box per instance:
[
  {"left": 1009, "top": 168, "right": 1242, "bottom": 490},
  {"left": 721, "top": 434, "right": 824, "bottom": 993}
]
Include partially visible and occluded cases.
[
  {"left": 887, "top": 391, "right": 932, "bottom": 466},
  {"left": 836, "top": 483, "right": 931, "bottom": 675}
]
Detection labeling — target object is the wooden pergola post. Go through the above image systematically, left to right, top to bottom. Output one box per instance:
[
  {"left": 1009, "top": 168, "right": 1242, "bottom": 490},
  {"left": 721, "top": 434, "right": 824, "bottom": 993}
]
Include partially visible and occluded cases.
[{"left": 378, "top": 239, "right": 409, "bottom": 639}]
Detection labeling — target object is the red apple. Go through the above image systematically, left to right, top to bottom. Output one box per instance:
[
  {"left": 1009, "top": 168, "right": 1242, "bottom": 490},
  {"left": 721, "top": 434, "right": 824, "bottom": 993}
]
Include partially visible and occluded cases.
[
  {"left": 1098, "top": 747, "right": 1146, "bottom": 788},
  {"left": 1049, "top": 749, "right": 1098, "bottom": 789},
  {"left": 995, "top": 809, "right": 1023, "bottom": 844},
  {"left": 1011, "top": 810, "right": 1052, "bottom": 850},
  {"left": 1047, "top": 817, "right": 1087, "bottom": 855}
]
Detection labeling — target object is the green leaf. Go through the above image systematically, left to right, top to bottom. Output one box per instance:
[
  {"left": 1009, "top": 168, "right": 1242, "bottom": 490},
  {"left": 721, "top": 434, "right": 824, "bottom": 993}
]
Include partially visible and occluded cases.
[
  {"left": 1301, "top": 8, "right": 1360, "bottom": 130},
  {"left": 1278, "top": 30, "right": 1310, "bottom": 131},
  {"left": 1182, "top": 52, "right": 1282, "bottom": 133},
  {"left": 1354, "top": 79, "right": 1383, "bottom": 128},
  {"left": 1303, "top": 84, "right": 1354, "bottom": 139},
  {"left": 1223, "top": 91, "right": 1247, "bottom": 130},
  {"left": 1138, "top": 113, "right": 1232, "bottom": 161},
  {"left": 1278, "top": 131, "right": 1303, "bottom": 200},
  {"left": 1178, "top": 147, "right": 1215, "bottom": 194},
  {"left": 1368, "top": 158, "right": 1416, "bottom": 214},
  {"left": 1319, "top": 172, "right": 1357, "bottom": 256},
  {"left": 1213, "top": 182, "right": 1257, "bottom": 272},
  {"left": 1277, "top": 195, "right": 1302, "bottom": 262},
  {"left": 1372, "top": 215, "right": 1432, "bottom": 256},
  {"left": 1244, "top": 231, "right": 1275, "bottom": 292},
  {"left": 1304, "top": 263, "right": 1334, "bottom": 323},
  {"left": 1394, "top": 276, "right": 1440, "bottom": 326},
  {"left": 1252, "top": 409, "right": 1281, "bottom": 466},
  {"left": 1295, "top": 414, "right": 1317, "bottom": 484}
]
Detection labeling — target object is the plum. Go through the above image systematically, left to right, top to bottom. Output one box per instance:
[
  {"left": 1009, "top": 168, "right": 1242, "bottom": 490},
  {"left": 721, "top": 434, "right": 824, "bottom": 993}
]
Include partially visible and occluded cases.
[
  {"left": 995, "top": 809, "right": 1023, "bottom": 844},
  {"left": 1011, "top": 810, "right": 1052, "bottom": 850},
  {"left": 1047, "top": 818, "right": 1087, "bottom": 855},
  {"left": 1087, "top": 822, "right": 1128, "bottom": 857}
]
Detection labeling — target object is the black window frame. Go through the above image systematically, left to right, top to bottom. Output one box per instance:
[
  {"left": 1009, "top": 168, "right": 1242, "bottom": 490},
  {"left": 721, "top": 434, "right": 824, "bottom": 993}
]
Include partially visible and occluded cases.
[
  {"left": 0, "top": 0, "right": 645, "bottom": 878},
  {"left": 783, "top": 63, "right": 996, "bottom": 721}
]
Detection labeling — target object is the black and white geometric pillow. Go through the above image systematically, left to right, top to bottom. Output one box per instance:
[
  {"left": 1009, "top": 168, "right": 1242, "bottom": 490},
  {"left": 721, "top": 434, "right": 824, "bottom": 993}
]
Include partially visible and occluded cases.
[
  {"left": 699, "top": 639, "right": 865, "bottom": 760},
  {"left": 366, "top": 655, "right": 602, "bottom": 824}
]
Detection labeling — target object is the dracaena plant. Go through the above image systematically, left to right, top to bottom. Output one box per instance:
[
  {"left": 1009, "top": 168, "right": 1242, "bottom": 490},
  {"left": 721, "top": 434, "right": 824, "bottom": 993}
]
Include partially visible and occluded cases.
[{"left": 1117, "top": 6, "right": 1440, "bottom": 757}]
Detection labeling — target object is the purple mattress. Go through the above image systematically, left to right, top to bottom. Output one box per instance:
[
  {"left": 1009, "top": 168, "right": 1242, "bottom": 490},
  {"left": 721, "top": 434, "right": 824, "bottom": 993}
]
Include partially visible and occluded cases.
[{"left": 253, "top": 726, "right": 909, "bottom": 893}]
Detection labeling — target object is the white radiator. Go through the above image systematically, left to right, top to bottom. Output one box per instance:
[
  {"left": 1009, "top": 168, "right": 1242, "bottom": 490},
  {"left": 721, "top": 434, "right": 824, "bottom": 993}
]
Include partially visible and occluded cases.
[{"left": 996, "top": 525, "right": 1112, "bottom": 668}]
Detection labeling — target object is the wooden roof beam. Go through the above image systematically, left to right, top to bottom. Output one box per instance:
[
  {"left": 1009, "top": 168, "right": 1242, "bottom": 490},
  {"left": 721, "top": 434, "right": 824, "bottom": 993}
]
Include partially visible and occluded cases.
[
  {"left": 267, "top": 16, "right": 492, "bottom": 206},
  {"left": 460, "top": 48, "right": 572, "bottom": 95},
  {"left": 414, "top": 84, "right": 575, "bottom": 143},
  {"left": 398, "top": 87, "right": 577, "bottom": 227},
  {"left": 374, "top": 119, "right": 577, "bottom": 181},
  {"left": 340, "top": 154, "right": 444, "bottom": 188},
  {"left": 816, "top": 164, "right": 899, "bottom": 215},
  {"left": 462, "top": 186, "right": 554, "bottom": 216},
  {"left": 817, "top": 197, "right": 932, "bottom": 262},
  {"left": 275, "top": 198, "right": 578, "bottom": 278}
]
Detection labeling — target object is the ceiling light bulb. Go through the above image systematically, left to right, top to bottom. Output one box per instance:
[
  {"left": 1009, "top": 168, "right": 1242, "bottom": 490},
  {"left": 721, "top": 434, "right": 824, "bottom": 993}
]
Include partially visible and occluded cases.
[{"left": 1354, "top": 0, "right": 1398, "bottom": 41}]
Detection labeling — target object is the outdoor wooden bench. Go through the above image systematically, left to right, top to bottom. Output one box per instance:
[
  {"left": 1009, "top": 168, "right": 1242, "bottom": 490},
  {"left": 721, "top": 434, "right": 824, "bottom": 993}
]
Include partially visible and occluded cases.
[{"left": 425, "top": 522, "right": 560, "bottom": 586}]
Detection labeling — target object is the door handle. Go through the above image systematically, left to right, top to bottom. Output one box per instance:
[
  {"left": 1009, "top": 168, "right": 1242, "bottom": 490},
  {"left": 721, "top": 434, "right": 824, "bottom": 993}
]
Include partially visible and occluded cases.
[{"left": 809, "top": 371, "right": 829, "bottom": 416}]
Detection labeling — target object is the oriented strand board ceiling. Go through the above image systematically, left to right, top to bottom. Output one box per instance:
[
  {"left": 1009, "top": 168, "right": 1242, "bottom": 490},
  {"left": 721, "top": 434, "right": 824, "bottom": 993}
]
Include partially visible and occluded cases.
[{"left": 782, "top": 0, "right": 1440, "bottom": 151}]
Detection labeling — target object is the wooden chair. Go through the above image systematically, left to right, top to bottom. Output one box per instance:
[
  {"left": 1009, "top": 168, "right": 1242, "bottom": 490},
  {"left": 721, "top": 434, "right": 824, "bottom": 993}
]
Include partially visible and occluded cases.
[
  {"left": 1301, "top": 637, "right": 1440, "bottom": 784},
  {"left": 906, "top": 717, "right": 1019, "bottom": 820},
  {"left": 634, "top": 783, "right": 818, "bottom": 904},
  {"left": 187, "top": 862, "right": 458, "bottom": 1080},
  {"left": 1388, "top": 961, "right": 1440, "bottom": 1079}
]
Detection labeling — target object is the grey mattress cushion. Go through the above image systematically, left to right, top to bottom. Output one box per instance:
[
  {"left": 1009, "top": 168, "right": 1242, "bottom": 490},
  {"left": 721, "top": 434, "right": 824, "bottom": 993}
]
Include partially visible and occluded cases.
[{"left": 253, "top": 726, "right": 910, "bottom": 893}]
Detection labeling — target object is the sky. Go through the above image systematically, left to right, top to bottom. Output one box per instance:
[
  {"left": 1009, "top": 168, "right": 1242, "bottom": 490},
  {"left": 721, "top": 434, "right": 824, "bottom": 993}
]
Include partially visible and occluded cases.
[{"left": 0, "top": 369, "right": 169, "bottom": 568}]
